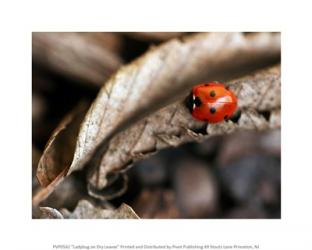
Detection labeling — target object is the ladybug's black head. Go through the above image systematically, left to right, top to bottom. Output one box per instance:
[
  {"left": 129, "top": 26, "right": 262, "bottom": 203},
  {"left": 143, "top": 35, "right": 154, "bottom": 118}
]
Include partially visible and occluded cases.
[
  {"left": 185, "top": 92, "right": 202, "bottom": 113},
  {"left": 185, "top": 92, "right": 195, "bottom": 113},
  {"left": 185, "top": 92, "right": 193, "bottom": 113}
]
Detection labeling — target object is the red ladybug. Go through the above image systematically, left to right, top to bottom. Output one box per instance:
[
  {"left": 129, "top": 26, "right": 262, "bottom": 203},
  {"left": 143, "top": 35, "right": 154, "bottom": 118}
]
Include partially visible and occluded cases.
[{"left": 187, "top": 82, "right": 238, "bottom": 123}]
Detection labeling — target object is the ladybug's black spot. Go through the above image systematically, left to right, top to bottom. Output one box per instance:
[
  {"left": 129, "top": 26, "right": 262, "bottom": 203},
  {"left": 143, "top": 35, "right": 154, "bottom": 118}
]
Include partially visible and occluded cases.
[
  {"left": 204, "top": 83, "right": 210, "bottom": 86},
  {"left": 210, "top": 90, "right": 216, "bottom": 97},
  {"left": 194, "top": 96, "right": 202, "bottom": 107},
  {"left": 210, "top": 107, "right": 216, "bottom": 114}
]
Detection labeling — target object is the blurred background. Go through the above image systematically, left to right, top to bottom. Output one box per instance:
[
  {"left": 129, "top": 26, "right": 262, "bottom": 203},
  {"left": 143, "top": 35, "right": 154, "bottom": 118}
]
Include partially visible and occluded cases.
[{"left": 32, "top": 32, "right": 280, "bottom": 219}]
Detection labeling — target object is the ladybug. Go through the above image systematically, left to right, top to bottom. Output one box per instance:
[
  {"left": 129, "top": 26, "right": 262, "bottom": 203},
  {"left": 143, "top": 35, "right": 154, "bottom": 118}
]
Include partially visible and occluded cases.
[{"left": 187, "top": 82, "right": 239, "bottom": 123}]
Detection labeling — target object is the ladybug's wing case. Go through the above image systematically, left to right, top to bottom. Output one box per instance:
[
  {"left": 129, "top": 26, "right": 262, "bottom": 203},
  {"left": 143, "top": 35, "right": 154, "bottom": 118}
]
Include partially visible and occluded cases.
[
  {"left": 190, "top": 83, "right": 237, "bottom": 123},
  {"left": 192, "top": 101, "right": 234, "bottom": 123}
]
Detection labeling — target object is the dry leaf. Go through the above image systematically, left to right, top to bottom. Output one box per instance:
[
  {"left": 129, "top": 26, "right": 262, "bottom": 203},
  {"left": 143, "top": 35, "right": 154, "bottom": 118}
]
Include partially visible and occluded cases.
[
  {"left": 32, "top": 32, "right": 123, "bottom": 87},
  {"left": 36, "top": 32, "right": 280, "bottom": 198},
  {"left": 88, "top": 65, "right": 281, "bottom": 190},
  {"left": 33, "top": 102, "right": 90, "bottom": 207},
  {"left": 36, "top": 102, "right": 90, "bottom": 187},
  {"left": 60, "top": 200, "right": 139, "bottom": 219},
  {"left": 38, "top": 207, "right": 64, "bottom": 219}
]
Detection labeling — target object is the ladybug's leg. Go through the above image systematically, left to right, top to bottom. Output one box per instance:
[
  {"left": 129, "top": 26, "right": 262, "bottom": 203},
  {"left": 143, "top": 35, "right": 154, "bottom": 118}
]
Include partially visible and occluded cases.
[{"left": 229, "top": 109, "right": 241, "bottom": 123}]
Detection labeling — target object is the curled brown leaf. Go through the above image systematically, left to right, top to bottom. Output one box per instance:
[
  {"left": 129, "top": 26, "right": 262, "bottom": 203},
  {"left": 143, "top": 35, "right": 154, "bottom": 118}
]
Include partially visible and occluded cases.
[
  {"left": 69, "top": 32, "right": 280, "bottom": 179},
  {"left": 88, "top": 65, "right": 281, "bottom": 190},
  {"left": 36, "top": 102, "right": 90, "bottom": 187}
]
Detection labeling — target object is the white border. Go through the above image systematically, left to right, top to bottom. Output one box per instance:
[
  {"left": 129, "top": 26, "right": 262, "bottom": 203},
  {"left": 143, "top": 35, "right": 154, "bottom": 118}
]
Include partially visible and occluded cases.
[{"left": 1, "top": 0, "right": 312, "bottom": 249}]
